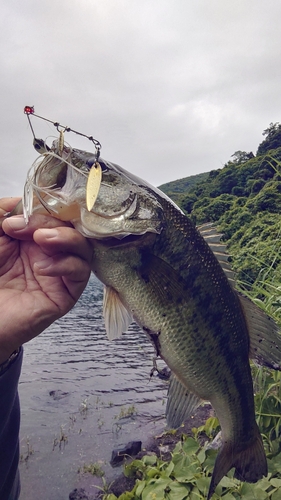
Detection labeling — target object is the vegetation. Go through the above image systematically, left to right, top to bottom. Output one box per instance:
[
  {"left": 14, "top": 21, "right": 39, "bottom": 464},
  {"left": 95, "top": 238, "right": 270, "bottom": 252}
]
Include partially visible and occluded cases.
[
  {"left": 160, "top": 123, "right": 281, "bottom": 292},
  {"left": 96, "top": 124, "right": 281, "bottom": 499},
  {"left": 158, "top": 172, "right": 209, "bottom": 208},
  {"left": 114, "top": 405, "right": 136, "bottom": 420},
  {"left": 104, "top": 433, "right": 281, "bottom": 499},
  {"left": 80, "top": 461, "right": 105, "bottom": 477}
]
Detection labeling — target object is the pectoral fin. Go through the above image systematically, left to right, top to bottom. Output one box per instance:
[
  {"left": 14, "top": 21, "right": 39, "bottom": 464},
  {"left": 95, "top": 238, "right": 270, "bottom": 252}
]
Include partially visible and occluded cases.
[
  {"left": 103, "top": 286, "right": 133, "bottom": 339},
  {"left": 166, "top": 373, "right": 202, "bottom": 428}
]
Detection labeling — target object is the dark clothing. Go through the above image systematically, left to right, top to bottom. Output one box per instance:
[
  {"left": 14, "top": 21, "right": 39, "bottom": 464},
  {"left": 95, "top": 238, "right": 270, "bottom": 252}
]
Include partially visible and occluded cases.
[{"left": 0, "top": 348, "right": 22, "bottom": 500}]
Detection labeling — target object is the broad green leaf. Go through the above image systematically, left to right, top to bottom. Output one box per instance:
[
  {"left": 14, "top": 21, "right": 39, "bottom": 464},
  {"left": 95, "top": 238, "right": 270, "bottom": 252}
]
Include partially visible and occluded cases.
[
  {"left": 203, "top": 417, "right": 220, "bottom": 437},
  {"left": 182, "top": 437, "right": 199, "bottom": 456},
  {"left": 173, "top": 441, "right": 183, "bottom": 453},
  {"left": 196, "top": 448, "right": 206, "bottom": 464},
  {"left": 202, "top": 448, "right": 217, "bottom": 472},
  {"left": 173, "top": 453, "right": 192, "bottom": 466},
  {"left": 268, "top": 454, "right": 281, "bottom": 473},
  {"left": 143, "top": 455, "right": 158, "bottom": 466},
  {"left": 173, "top": 455, "right": 198, "bottom": 481},
  {"left": 124, "top": 459, "right": 144, "bottom": 477},
  {"left": 164, "top": 461, "right": 174, "bottom": 478},
  {"left": 146, "top": 467, "right": 161, "bottom": 479},
  {"left": 195, "top": 476, "right": 210, "bottom": 494},
  {"left": 218, "top": 476, "right": 237, "bottom": 489},
  {"left": 255, "top": 476, "right": 272, "bottom": 491},
  {"left": 270, "top": 477, "right": 281, "bottom": 487},
  {"left": 141, "top": 478, "right": 171, "bottom": 500},
  {"left": 135, "top": 480, "right": 146, "bottom": 497},
  {"left": 166, "top": 481, "right": 190, "bottom": 500},
  {"left": 239, "top": 482, "right": 259, "bottom": 496},
  {"left": 248, "top": 485, "right": 268, "bottom": 500},
  {"left": 189, "top": 486, "right": 202, "bottom": 499},
  {"left": 272, "top": 489, "right": 281, "bottom": 500},
  {"left": 118, "top": 492, "right": 136, "bottom": 500},
  {"left": 220, "top": 493, "right": 236, "bottom": 500}
]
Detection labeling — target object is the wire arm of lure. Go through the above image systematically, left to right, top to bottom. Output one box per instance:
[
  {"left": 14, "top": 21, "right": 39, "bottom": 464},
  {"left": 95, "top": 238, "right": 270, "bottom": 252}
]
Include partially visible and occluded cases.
[{"left": 24, "top": 106, "right": 102, "bottom": 157}]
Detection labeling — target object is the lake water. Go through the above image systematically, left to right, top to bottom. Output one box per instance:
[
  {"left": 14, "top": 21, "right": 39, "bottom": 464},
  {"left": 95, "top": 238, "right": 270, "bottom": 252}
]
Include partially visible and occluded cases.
[{"left": 18, "top": 275, "right": 167, "bottom": 500}]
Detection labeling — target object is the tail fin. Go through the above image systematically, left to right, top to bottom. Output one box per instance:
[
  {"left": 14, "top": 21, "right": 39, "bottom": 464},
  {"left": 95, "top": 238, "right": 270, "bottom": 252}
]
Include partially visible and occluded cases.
[{"left": 207, "top": 427, "right": 267, "bottom": 500}]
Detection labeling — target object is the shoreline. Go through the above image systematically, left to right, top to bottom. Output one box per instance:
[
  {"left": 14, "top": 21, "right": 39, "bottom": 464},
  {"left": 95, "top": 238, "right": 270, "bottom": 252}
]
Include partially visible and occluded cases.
[{"left": 72, "top": 404, "right": 212, "bottom": 500}]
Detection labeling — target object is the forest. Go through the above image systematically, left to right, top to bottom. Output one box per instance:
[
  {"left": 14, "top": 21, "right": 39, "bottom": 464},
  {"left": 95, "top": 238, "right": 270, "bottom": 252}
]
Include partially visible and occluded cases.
[{"left": 160, "top": 122, "right": 281, "bottom": 294}]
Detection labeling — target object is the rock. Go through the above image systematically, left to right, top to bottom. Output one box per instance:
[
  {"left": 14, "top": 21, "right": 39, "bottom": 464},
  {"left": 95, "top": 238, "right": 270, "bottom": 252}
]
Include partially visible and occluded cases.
[
  {"left": 156, "top": 366, "right": 171, "bottom": 380},
  {"left": 49, "top": 389, "right": 69, "bottom": 400},
  {"left": 110, "top": 440, "right": 142, "bottom": 466},
  {"left": 69, "top": 488, "right": 89, "bottom": 500}
]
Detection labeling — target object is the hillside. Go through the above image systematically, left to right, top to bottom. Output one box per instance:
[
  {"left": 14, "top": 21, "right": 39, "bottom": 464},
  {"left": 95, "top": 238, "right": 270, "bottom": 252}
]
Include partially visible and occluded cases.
[
  {"left": 159, "top": 123, "right": 281, "bottom": 293},
  {"left": 158, "top": 172, "right": 208, "bottom": 206}
]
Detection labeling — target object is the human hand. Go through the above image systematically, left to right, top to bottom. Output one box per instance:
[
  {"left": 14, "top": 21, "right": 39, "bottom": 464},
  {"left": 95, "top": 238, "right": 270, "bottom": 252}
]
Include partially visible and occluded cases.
[{"left": 0, "top": 198, "right": 92, "bottom": 364}]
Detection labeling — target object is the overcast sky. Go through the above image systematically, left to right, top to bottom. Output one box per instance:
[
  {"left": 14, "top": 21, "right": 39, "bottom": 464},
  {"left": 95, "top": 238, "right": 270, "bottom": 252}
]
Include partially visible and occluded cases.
[{"left": 1, "top": 0, "right": 281, "bottom": 197}]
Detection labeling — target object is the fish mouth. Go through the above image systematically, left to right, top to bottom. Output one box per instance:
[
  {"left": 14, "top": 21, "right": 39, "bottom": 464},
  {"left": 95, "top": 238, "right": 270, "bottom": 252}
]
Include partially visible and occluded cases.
[
  {"left": 23, "top": 144, "right": 163, "bottom": 239},
  {"left": 22, "top": 148, "right": 140, "bottom": 232},
  {"left": 23, "top": 149, "right": 88, "bottom": 222}
]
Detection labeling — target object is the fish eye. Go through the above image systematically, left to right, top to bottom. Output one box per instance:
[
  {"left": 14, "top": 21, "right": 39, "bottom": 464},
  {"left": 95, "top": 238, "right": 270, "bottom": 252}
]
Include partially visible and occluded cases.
[
  {"left": 86, "top": 157, "right": 97, "bottom": 169},
  {"left": 86, "top": 158, "right": 108, "bottom": 173},
  {"left": 86, "top": 160, "right": 108, "bottom": 172},
  {"left": 98, "top": 160, "right": 108, "bottom": 172}
]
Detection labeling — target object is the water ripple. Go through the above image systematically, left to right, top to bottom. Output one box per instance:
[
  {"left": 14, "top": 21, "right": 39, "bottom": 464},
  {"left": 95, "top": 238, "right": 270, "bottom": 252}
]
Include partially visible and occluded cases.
[{"left": 19, "top": 274, "right": 167, "bottom": 500}]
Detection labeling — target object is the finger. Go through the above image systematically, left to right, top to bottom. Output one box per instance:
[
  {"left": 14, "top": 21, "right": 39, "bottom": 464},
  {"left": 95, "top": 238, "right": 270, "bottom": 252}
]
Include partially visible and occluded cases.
[
  {"left": 0, "top": 197, "right": 22, "bottom": 216},
  {"left": 2, "top": 214, "right": 71, "bottom": 240},
  {"left": 33, "top": 226, "right": 93, "bottom": 264},
  {"left": 34, "top": 254, "right": 91, "bottom": 283}
]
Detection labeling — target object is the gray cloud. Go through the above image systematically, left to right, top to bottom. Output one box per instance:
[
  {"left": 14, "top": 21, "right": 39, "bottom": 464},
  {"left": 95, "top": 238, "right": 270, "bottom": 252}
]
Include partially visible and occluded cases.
[{"left": 1, "top": 0, "right": 281, "bottom": 197}]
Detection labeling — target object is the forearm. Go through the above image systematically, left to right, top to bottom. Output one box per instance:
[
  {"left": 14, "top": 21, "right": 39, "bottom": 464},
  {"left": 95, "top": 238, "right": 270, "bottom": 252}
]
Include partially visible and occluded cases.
[{"left": 0, "top": 347, "right": 22, "bottom": 500}]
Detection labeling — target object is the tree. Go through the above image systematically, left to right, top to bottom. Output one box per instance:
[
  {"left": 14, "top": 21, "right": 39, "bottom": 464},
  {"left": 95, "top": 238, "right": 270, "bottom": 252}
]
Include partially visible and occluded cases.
[
  {"left": 257, "top": 122, "right": 281, "bottom": 155},
  {"left": 262, "top": 122, "right": 280, "bottom": 137},
  {"left": 231, "top": 151, "right": 254, "bottom": 164}
]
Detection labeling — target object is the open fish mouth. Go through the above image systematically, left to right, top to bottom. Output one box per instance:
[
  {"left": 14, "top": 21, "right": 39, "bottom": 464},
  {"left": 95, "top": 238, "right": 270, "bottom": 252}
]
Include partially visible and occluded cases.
[
  {"left": 22, "top": 138, "right": 162, "bottom": 238},
  {"left": 23, "top": 139, "right": 138, "bottom": 231},
  {"left": 23, "top": 141, "right": 87, "bottom": 222}
]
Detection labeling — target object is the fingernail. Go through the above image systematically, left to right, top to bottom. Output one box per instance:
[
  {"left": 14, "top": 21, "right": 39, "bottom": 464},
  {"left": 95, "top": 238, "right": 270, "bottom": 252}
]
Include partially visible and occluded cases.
[
  {"left": 6, "top": 216, "right": 27, "bottom": 230},
  {"left": 37, "top": 228, "right": 59, "bottom": 239},
  {"left": 35, "top": 257, "right": 54, "bottom": 270}
]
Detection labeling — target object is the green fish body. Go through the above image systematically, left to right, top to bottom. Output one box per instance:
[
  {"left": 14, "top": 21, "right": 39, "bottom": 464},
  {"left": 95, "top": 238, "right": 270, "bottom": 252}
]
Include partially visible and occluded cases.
[
  {"left": 20, "top": 144, "right": 281, "bottom": 499},
  {"left": 89, "top": 195, "right": 267, "bottom": 499}
]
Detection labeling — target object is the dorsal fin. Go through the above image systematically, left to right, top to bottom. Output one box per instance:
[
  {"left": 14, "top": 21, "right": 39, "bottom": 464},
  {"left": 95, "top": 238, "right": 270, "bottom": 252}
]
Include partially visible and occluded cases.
[
  {"left": 197, "top": 223, "right": 235, "bottom": 285},
  {"left": 198, "top": 224, "right": 281, "bottom": 370},
  {"left": 103, "top": 286, "right": 133, "bottom": 339},
  {"left": 239, "top": 294, "right": 281, "bottom": 370}
]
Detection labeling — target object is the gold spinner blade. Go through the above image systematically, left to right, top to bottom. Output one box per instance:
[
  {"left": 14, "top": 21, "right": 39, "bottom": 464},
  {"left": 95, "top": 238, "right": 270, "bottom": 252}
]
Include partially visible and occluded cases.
[{"left": 86, "top": 162, "right": 102, "bottom": 211}]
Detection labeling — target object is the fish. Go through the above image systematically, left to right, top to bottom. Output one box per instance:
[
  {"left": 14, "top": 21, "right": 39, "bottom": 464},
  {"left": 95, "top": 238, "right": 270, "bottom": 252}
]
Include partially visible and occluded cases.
[{"left": 15, "top": 137, "right": 281, "bottom": 499}]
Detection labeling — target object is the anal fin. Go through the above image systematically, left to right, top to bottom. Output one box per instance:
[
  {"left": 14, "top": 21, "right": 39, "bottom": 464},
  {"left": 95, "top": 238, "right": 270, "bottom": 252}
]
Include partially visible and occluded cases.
[{"left": 166, "top": 373, "right": 202, "bottom": 428}]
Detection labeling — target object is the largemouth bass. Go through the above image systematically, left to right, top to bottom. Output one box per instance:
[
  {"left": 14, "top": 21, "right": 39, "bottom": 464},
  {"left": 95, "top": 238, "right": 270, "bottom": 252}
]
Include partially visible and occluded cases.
[{"left": 16, "top": 137, "right": 281, "bottom": 499}]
